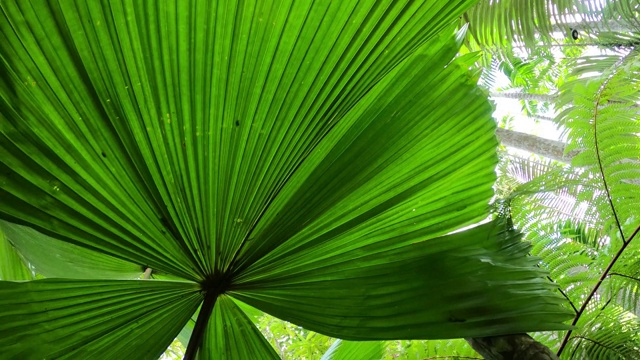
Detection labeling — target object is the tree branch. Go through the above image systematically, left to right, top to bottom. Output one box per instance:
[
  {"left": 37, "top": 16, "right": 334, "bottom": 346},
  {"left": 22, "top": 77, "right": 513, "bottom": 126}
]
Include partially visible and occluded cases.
[{"left": 467, "top": 334, "right": 558, "bottom": 360}]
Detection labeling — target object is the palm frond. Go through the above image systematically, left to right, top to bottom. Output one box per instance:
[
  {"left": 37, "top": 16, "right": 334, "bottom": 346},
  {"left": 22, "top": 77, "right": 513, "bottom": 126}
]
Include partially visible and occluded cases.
[
  {"left": 464, "top": 0, "right": 640, "bottom": 54},
  {"left": 0, "top": 220, "right": 143, "bottom": 279},
  {"left": 0, "top": 226, "right": 32, "bottom": 281},
  {"left": 0, "top": 280, "right": 202, "bottom": 359},
  {"left": 321, "top": 340, "right": 383, "bottom": 360}
]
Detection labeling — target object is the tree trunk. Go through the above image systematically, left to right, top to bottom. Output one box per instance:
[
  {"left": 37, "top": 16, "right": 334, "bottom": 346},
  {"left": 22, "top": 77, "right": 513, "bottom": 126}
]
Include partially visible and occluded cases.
[
  {"left": 490, "top": 92, "right": 557, "bottom": 103},
  {"left": 531, "top": 114, "right": 555, "bottom": 122},
  {"left": 496, "top": 127, "right": 576, "bottom": 163},
  {"left": 466, "top": 334, "right": 558, "bottom": 360}
]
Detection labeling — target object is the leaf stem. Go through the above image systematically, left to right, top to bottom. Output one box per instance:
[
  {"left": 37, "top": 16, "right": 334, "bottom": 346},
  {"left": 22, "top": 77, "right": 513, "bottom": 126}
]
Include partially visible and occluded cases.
[
  {"left": 591, "top": 61, "right": 627, "bottom": 242},
  {"left": 608, "top": 272, "right": 640, "bottom": 282},
  {"left": 184, "top": 288, "right": 219, "bottom": 359}
]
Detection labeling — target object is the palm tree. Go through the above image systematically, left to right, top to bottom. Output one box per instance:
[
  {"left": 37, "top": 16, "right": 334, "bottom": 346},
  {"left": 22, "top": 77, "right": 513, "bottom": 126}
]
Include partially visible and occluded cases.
[
  {"left": 0, "top": 1, "right": 571, "bottom": 359},
  {"left": 495, "top": 127, "right": 576, "bottom": 163}
]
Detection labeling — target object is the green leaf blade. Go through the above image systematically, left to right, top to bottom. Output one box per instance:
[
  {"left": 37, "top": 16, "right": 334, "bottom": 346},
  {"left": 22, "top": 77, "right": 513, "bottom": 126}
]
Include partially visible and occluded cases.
[
  {"left": 0, "top": 0, "right": 480, "bottom": 281},
  {"left": 0, "top": 220, "right": 143, "bottom": 279},
  {"left": 232, "top": 221, "right": 573, "bottom": 340},
  {"left": 0, "top": 226, "right": 32, "bottom": 281},
  {"left": 0, "top": 279, "right": 202, "bottom": 359},
  {"left": 321, "top": 339, "right": 384, "bottom": 360}
]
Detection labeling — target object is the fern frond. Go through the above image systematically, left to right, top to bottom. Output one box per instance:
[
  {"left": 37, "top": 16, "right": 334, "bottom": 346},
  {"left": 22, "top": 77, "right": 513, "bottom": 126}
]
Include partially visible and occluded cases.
[
  {"left": 559, "top": 49, "right": 640, "bottom": 242},
  {"left": 508, "top": 165, "right": 604, "bottom": 230},
  {"left": 520, "top": 221, "right": 640, "bottom": 359},
  {"left": 527, "top": 222, "right": 601, "bottom": 304},
  {"left": 598, "top": 239, "right": 640, "bottom": 314},
  {"left": 566, "top": 305, "right": 640, "bottom": 360}
]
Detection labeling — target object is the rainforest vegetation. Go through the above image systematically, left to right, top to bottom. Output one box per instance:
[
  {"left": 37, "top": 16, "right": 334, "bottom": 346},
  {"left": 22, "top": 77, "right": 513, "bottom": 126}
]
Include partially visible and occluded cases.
[{"left": 0, "top": 1, "right": 639, "bottom": 359}]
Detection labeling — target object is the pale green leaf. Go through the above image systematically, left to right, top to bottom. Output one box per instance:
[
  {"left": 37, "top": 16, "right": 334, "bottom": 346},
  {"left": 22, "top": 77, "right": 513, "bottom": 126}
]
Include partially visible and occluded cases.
[
  {"left": 0, "top": 220, "right": 143, "bottom": 279},
  {"left": 0, "top": 226, "right": 32, "bottom": 281},
  {"left": 321, "top": 339, "right": 383, "bottom": 360}
]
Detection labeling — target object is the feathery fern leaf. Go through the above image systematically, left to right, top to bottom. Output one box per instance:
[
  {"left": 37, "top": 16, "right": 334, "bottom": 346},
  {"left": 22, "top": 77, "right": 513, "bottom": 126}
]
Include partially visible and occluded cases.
[
  {"left": 559, "top": 49, "right": 640, "bottom": 243},
  {"left": 566, "top": 305, "right": 640, "bottom": 360}
]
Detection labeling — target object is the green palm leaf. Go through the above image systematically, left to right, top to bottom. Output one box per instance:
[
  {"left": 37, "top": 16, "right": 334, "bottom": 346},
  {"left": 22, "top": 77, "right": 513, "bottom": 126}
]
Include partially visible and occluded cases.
[
  {"left": 0, "top": 0, "right": 480, "bottom": 281},
  {"left": 0, "top": 1, "right": 572, "bottom": 357},
  {"left": 0, "top": 220, "right": 143, "bottom": 279},
  {"left": 232, "top": 221, "right": 570, "bottom": 340},
  {"left": 0, "top": 227, "right": 32, "bottom": 281},
  {"left": 0, "top": 280, "right": 201, "bottom": 359},
  {"left": 321, "top": 339, "right": 383, "bottom": 360}
]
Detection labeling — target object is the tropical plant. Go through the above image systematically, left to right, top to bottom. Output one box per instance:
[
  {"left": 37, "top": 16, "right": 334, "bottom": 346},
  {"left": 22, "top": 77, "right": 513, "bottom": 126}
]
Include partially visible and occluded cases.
[
  {"left": 463, "top": 0, "right": 640, "bottom": 56},
  {"left": 0, "top": 1, "right": 572, "bottom": 359},
  {"left": 388, "top": 1, "right": 640, "bottom": 359},
  {"left": 487, "top": 27, "right": 640, "bottom": 360}
]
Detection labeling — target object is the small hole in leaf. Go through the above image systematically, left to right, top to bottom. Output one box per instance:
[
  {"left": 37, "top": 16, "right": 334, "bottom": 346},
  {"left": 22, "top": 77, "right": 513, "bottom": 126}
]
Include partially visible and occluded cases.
[
  {"left": 235, "top": 120, "right": 240, "bottom": 126},
  {"left": 101, "top": 151, "right": 107, "bottom": 158}
]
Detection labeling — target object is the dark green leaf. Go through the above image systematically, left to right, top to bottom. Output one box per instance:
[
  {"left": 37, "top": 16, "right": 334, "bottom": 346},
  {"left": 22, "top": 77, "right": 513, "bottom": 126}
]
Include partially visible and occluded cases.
[
  {"left": 232, "top": 221, "right": 572, "bottom": 340},
  {"left": 0, "top": 279, "right": 202, "bottom": 359}
]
